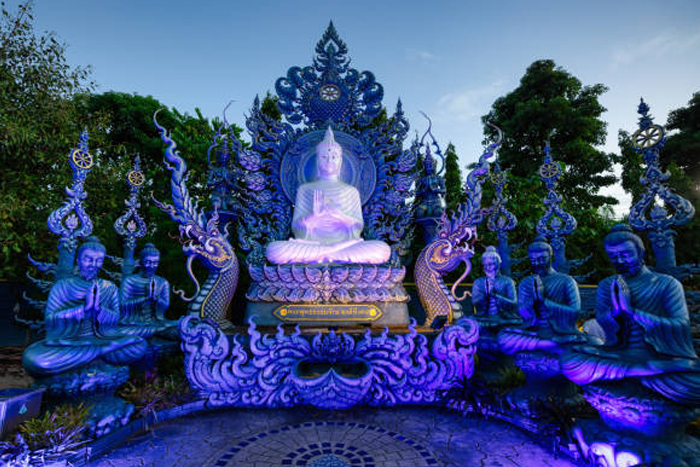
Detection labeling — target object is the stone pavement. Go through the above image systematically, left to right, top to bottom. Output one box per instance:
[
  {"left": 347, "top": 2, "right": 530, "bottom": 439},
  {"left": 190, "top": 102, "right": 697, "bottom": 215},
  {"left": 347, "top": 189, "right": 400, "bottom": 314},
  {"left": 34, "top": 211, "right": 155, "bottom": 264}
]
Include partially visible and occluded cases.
[{"left": 85, "top": 406, "right": 580, "bottom": 467}]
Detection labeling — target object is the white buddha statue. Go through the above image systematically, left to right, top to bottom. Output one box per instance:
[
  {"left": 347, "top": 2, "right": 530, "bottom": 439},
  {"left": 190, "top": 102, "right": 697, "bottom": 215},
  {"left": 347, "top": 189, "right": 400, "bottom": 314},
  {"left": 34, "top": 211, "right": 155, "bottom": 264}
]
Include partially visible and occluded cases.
[{"left": 266, "top": 126, "right": 391, "bottom": 265}]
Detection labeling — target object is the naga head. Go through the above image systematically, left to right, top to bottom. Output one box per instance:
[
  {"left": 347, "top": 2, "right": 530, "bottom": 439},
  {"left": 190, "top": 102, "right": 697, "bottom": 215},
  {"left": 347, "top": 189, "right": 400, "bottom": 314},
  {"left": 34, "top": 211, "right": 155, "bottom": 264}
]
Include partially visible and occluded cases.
[
  {"left": 152, "top": 109, "right": 238, "bottom": 301},
  {"left": 428, "top": 204, "right": 477, "bottom": 270}
]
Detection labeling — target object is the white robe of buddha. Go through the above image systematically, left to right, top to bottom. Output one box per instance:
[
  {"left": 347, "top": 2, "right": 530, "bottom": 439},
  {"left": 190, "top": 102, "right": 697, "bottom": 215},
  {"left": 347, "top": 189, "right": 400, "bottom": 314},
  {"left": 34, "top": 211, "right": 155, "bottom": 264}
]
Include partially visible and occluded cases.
[{"left": 266, "top": 127, "right": 391, "bottom": 265}]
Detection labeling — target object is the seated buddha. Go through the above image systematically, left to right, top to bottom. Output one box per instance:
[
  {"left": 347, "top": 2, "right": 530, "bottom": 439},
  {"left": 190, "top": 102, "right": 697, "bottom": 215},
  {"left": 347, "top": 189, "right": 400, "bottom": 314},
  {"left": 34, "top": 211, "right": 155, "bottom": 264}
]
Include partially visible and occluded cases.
[
  {"left": 266, "top": 126, "right": 391, "bottom": 265},
  {"left": 562, "top": 224, "right": 700, "bottom": 406},
  {"left": 23, "top": 237, "right": 147, "bottom": 378},
  {"left": 498, "top": 237, "right": 587, "bottom": 355},
  {"left": 119, "top": 243, "right": 179, "bottom": 340},
  {"left": 471, "top": 246, "right": 519, "bottom": 327}
]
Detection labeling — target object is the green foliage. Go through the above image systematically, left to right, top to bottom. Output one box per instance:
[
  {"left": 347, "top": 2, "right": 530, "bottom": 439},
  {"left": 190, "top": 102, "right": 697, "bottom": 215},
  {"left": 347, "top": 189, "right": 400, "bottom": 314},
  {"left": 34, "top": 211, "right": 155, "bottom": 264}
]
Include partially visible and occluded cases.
[
  {"left": 0, "top": 1, "right": 106, "bottom": 280},
  {"left": 482, "top": 59, "right": 617, "bottom": 213},
  {"left": 475, "top": 60, "right": 619, "bottom": 282},
  {"left": 260, "top": 91, "right": 282, "bottom": 122},
  {"left": 444, "top": 143, "right": 465, "bottom": 212},
  {"left": 18, "top": 402, "right": 91, "bottom": 451}
]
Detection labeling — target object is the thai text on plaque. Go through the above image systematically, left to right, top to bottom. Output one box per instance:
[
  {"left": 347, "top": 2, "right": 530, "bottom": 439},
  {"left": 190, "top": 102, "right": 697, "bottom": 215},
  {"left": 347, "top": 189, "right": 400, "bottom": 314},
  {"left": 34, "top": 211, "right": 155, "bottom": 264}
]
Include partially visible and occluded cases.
[{"left": 273, "top": 304, "right": 382, "bottom": 322}]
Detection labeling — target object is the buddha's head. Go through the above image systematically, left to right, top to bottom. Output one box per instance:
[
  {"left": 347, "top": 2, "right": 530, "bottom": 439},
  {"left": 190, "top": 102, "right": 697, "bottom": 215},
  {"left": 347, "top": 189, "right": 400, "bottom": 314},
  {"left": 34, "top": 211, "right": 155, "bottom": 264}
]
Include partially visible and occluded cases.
[
  {"left": 316, "top": 126, "right": 342, "bottom": 180},
  {"left": 604, "top": 224, "right": 645, "bottom": 278},
  {"left": 77, "top": 236, "right": 106, "bottom": 281},
  {"left": 527, "top": 236, "right": 553, "bottom": 276},
  {"left": 139, "top": 243, "right": 161, "bottom": 278},
  {"left": 482, "top": 246, "right": 501, "bottom": 279}
]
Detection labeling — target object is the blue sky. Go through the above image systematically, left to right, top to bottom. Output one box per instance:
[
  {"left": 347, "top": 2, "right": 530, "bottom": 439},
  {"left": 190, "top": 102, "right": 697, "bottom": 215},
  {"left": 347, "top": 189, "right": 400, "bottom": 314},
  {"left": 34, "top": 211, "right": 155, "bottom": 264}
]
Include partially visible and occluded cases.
[{"left": 24, "top": 0, "right": 700, "bottom": 215}]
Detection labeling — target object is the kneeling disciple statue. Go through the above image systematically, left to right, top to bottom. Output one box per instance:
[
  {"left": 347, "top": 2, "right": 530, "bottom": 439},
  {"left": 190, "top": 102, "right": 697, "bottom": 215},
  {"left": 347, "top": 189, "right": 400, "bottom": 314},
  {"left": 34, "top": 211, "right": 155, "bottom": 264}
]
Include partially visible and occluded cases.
[
  {"left": 266, "top": 126, "right": 391, "bottom": 265},
  {"left": 561, "top": 224, "right": 700, "bottom": 437},
  {"left": 23, "top": 236, "right": 148, "bottom": 381},
  {"left": 497, "top": 237, "right": 587, "bottom": 355},
  {"left": 119, "top": 243, "right": 179, "bottom": 340}
]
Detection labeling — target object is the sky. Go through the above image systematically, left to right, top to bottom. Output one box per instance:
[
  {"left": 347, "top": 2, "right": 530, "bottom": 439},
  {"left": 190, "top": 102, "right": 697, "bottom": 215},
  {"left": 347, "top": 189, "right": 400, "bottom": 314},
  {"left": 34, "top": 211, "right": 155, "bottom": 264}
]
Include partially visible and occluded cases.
[{"left": 22, "top": 0, "right": 700, "bottom": 216}]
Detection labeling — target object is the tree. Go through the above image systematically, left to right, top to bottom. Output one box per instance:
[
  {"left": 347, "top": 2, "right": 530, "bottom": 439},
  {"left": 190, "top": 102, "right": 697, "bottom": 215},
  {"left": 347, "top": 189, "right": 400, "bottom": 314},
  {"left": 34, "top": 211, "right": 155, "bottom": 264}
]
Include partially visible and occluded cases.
[
  {"left": 0, "top": 1, "right": 110, "bottom": 281},
  {"left": 482, "top": 59, "right": 617, "bottom": 212},
  {"left": 479, "top": 60, "right": 619, "bottom": 282},
  {"left": 260, "top": 91, "right": 282, "bottom": 122},
  {"left": 663, "top": 91, "right": 700, "bottom": 200},
  {"left": 443, "top": 143, "right": 465, "bottom": 212}
]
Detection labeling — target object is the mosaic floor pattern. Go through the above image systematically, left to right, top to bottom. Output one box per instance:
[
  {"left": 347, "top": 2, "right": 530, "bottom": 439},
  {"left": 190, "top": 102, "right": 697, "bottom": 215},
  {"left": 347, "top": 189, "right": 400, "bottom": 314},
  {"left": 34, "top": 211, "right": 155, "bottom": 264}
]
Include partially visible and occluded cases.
[
  {"left": 85, "top": 407, "right": 581, "bottom": 467},
  {"left": 211, "top": 421, "right": 438, "bottom": 467}
]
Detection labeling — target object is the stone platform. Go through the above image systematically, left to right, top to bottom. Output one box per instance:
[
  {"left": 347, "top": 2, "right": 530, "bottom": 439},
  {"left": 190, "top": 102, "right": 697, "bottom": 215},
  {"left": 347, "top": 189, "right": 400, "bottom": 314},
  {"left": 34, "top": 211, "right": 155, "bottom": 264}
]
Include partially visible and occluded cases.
[{"left": 84, "top": 406, "right": 581, "bottom": 467}]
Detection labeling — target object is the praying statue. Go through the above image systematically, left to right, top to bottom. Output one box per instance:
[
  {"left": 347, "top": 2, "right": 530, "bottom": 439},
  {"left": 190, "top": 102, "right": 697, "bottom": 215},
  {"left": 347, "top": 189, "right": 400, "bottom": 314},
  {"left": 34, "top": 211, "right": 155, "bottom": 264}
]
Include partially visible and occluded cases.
[
  {"left": 266, "top": 126, "right": 391, "bottom": 265},
  {"left": 562, "top": 224, "right": 700, "bottom": 405},
  {"left": 23, "top": 237, "right": 147, "bottom": 378},
  {"left": 498, "top": 237, "right": 586, "bottom": 355},
  {"left": 119, "top": 243, "right": 179, "bottom": 340},
  {"left": 471, "top": 246, "right": 519, "bottom": 326}
]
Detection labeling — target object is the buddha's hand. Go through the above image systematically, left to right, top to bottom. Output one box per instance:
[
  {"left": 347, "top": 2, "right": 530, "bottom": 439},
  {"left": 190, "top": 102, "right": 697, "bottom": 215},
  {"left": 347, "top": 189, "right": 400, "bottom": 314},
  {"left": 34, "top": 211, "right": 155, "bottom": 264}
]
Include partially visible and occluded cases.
[
  {"left": 312, "top": 190, "right": 326, "bottom": 216},
  {"left": 532, "top": 274, "right": 545, "bottom": 318},
  {"left": 611, "top": 276, "right": 631, "bottom": 317},
  {"left": 148, "top": 278, "right": 157, "bottom": 300},
  {"left": 485, "top": 278, "right": 494, "bottom": 296},
  {"left": 86, "top": 281, "right": 101, "bottom": 315}
]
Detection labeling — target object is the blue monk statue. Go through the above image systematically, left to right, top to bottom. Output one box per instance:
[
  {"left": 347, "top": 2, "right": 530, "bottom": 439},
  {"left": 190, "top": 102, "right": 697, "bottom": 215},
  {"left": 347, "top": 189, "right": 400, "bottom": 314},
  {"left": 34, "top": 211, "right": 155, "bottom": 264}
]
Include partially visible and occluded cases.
[
  {"left": 562, "top": 224, "right": 700, "bottom": 405},
  {"left": 23, "top": 237, "right": 147, "bottom": 380},
  {"left": 498, "top": 237, "right": 586, "bottom": 355},
  {"left": 119, "top": 243, "right": 179, "bottom": 340},
  {"left": 472, "top": 246, "right": 518, "bottom": 324}
]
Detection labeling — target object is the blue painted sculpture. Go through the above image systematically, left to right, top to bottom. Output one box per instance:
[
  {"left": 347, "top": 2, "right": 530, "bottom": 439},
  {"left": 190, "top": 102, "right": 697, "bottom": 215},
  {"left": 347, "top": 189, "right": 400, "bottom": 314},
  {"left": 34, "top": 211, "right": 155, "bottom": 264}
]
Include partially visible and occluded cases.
[
  {"left": 240, "top": 22, "right": 416, "bottom": 269},
  {"left": 233, "top": 23, "right": 415, "bottom": 326},
  {"left": 628, "top": 99, "right": 697, "bottom": 279},
  {"left": 206, "top": 103, "right": 242, "bottom": 223},
  {"left": 152, "top": 112, "right": 239, "bottom": 330},
  {"left": 414, "top": 115, "right": 446, "bottom": 244},
  {"left": 415, "top": 125, "right": 501, "bottom": 327},
  {"left": 266, "top": 126, "right": 391, "bottom": 264},
  {"left": 23, "top": 130, "right": 96, "bottom": 318},
  {"left": 45, "top": 130, "right": 96, "bottom": 280},
  {"left": 535, "top": 144, "right": 591, "bottom": 279},
  {"left": 113, "top": 155, "right": 148, "bottom": 277},
  {"left": 485, "top": 160, "right": 517, "bottom": 277},
  {"left": 560, "top": 224, "right": 700, "bottom": 466},
  {"left": 562, "top": 224, "right": 700, "bottom": 433},
  {"left": 22, "top": 237, "right": 147, "bottom": 436},
  {"left": 23, "top": 237, "right": 147, "bottom": 382},
  {"left": 495, "top": 237, "right": 587, "bottom": 409},
  {"left": 498, "top": 237, "right": 586, "bottom": 355},
  {"left": 119, "top": 243, "right": 179, "bottom": 340},
  {"left": 471, "top": 246, "right": 520, "bottom": 360},
  {"left": 471, "top": 247, "right": 519, "bottom": 325},
  {"left": 179, "top": 315, "right": 477, "bottom": 410}
]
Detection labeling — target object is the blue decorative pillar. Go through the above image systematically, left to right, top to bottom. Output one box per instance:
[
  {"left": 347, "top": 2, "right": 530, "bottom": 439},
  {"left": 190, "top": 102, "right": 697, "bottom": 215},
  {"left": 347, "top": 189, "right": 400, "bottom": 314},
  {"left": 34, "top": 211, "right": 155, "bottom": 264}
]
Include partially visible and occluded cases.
[
  {"left": 628, "top": 99, "right": 696, "bottom": 276},
  {"left": 414, "top": 113, "right": 446, "bottom": 244},
  {"left": 46, "top": 129, "right": 95, "bottom": 279},
  {"left": 535, "top": 143, "right": 577, "bottom": 274},
  {"left": 114, "top": 155, "right": 147, "bottom": 276},
  {"left": 485, "top": 160, "right": 517, "bottom": 277}
]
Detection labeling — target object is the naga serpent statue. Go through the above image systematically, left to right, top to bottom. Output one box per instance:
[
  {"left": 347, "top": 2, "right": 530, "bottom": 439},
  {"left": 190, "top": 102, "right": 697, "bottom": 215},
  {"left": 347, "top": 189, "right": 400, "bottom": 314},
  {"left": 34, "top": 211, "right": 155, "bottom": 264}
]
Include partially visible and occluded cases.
[
  {"left": 152, "top": 111, "right": 239, "bottom": 330},
  {"left": 416, "top": 125, "right": 502, "bottom": 327}
]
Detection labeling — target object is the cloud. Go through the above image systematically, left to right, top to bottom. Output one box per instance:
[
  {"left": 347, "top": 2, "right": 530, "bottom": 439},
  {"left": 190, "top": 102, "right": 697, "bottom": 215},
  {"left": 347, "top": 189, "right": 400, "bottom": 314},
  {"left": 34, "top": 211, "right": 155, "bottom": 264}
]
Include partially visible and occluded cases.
[
  {"left": 611, "top": 30, "right": 700, "bottom": 68},
  {"left": 405, "top": 48, "right": 438, "bottom": 62},
  {"left": 436, "top": 79, "right": 507, "bottom": 123}
]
